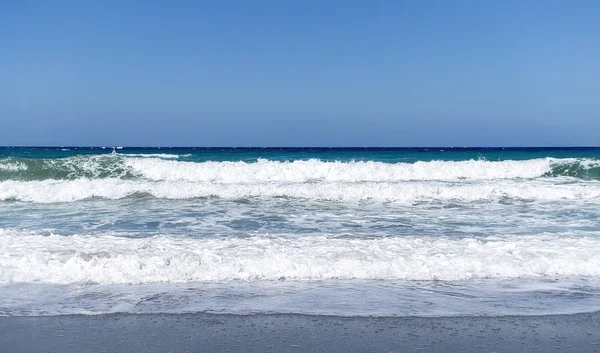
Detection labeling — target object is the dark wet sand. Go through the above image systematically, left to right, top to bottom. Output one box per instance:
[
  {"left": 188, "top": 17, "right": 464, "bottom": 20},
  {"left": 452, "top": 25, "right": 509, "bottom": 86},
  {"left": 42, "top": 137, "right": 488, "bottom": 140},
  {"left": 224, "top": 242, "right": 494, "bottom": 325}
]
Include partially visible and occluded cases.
[{"left": 2, "top": 313, "right": 600, "bottom": 353}]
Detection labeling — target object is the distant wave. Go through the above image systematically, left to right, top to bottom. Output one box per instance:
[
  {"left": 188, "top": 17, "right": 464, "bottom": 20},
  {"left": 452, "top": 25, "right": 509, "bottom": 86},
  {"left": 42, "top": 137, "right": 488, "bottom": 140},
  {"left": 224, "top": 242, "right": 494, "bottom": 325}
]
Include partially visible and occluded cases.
[
  {"left": 119, "top": 153, "right": 180, "bottom": 159},
  {"left": 0, "top": 155, "right": 599, "bottom": 203},
  {"left": 1, "top": 155, "right": 599, "bottom": 182},
  {"left": 125, "top": 157, "right": 556, "bottom": 182},
  {"left": 2, "top": 229, "right": 600, "bottom": 284}
]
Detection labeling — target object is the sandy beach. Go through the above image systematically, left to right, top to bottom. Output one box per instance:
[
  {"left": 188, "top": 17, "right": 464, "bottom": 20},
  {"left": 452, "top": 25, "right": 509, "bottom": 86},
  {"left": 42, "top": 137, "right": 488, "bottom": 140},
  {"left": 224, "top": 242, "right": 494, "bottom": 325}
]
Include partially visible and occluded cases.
[{"left": 2, "top": 312, "right": 600, "bottom": 352}]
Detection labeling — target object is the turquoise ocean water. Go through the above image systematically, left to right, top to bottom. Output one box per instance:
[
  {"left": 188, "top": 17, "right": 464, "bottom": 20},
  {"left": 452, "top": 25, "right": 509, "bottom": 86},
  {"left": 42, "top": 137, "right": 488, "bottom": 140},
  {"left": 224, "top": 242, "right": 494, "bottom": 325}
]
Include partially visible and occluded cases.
[{"left": 1, "top": 147, "right": 600, "bottom": 317}]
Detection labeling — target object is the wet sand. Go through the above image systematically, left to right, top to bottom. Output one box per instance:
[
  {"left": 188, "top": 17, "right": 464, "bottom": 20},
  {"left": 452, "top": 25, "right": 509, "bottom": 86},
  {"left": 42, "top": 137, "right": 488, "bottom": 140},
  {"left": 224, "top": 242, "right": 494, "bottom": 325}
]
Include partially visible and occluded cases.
[{"left": 2, "top": 312, "right": 600, "bottom": 352}]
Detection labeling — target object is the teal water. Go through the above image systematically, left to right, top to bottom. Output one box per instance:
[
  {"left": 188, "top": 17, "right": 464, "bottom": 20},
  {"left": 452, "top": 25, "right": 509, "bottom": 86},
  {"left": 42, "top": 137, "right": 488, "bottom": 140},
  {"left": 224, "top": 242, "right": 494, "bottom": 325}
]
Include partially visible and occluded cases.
[
  {"left": 2, "top": 146, "right": 600, "bottom": 162},
  {"left": 1, "top": 147, "right": 600, "bottom": 317}
]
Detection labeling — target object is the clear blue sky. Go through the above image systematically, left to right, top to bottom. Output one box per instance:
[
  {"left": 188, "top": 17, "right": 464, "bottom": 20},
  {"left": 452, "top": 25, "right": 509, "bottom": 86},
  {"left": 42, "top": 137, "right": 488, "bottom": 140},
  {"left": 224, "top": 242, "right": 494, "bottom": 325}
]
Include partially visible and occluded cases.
[{"left": 1, "top": 0, "right": 599, "bottom": 146}]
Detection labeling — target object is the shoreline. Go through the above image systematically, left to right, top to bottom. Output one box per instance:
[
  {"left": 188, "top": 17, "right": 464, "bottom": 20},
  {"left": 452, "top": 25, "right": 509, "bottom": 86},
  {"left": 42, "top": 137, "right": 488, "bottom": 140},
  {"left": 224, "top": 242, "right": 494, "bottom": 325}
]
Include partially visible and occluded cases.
[{"left": 2, "top": 312, "right": 600, "bottom": 352}]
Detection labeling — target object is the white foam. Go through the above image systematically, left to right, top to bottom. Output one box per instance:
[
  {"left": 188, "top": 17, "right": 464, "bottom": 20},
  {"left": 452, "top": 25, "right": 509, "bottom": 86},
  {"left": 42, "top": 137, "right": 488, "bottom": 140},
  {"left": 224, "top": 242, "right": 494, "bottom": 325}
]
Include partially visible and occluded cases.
[
  {"left": 120, "top": 153, "right": 180, "bottom": 159},
  {"left": 42, "top": 155, "right": 128, "bottom": 179},
  {"left": 3, "top": 156, "right": 597, "bottom": 182},
  {"left": 125, "top": 157, "right": 560, "bottom": 182},
  {"left": 0, "top": 161, "right": 28, "bottom": 172},
  {"left": 1, "top": 178, "right": 599, "bottom": 203},
  {"left": 1, "top": 229, "right": 600, "bottom": 284}
]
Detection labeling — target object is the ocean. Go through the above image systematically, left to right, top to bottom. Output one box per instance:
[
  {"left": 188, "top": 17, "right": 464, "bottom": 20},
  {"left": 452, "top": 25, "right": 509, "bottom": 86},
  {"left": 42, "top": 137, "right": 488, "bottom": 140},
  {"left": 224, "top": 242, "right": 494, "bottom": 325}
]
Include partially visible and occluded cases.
[{"left": 1, "top": 147, "right": 600, "bottom": 318}]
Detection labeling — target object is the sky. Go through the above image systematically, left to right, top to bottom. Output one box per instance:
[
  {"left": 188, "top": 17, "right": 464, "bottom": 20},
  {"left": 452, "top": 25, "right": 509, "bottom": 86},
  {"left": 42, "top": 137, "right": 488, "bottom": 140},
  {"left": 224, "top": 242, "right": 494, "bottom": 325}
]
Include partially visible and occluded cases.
[{"left": 1, "top": 0, "right": 599, "bottom": 147}]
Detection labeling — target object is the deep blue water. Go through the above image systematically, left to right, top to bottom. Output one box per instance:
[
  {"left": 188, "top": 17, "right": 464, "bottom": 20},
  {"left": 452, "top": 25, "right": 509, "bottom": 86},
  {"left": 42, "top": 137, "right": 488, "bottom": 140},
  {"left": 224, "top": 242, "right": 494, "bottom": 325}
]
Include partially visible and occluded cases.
[{"left": 2, "top": 146, "right": 599, "bottom": 162}]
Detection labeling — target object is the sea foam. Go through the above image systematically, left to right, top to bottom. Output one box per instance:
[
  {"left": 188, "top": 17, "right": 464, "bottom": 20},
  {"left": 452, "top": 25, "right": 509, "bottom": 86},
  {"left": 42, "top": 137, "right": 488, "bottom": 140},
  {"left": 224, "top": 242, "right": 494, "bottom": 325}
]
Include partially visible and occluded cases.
[
  {"left": 2, "top": 156, "right": 598, "bottom": 203},
  {"left": 3, "top": 156, "right": 598, "bottom": 182},
  {"left": 125, "top": 157, "right": 558, "bottom": 182},
  {"left": 0, "top": 161, "right": 28, "bottom": 172},
  {"left": 1, "top": 178, "right": 599, "bottom": 203},
  {"left": 1, "top": 229, "right": 600, "bottom": 284}
]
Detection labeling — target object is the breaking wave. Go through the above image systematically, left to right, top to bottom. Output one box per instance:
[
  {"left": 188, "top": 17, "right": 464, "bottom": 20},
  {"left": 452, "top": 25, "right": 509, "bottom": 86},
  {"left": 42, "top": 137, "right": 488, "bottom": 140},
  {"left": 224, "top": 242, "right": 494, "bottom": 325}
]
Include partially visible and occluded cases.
[
  {"left": 0, "top": 155, "right": 599, "bottom": 182},
  {"left": 0, "top": 155, "right": 599, "bottom": 203},
  {"left": 1, "top": 178, "right": 599, "bottom": 203},
  {"left": 1, "top": 229, "right": 600, "bottom": 284}
]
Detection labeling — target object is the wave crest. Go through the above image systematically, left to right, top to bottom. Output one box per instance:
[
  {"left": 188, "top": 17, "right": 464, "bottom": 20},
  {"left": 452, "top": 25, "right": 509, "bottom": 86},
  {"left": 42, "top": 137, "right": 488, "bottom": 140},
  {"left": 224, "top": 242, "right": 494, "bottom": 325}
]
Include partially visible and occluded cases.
[
  {"left": 2, "top": 156, "right": 599, "bottom": 182},
  {"left": 1, "top": 178, "right": 599, "bottom": 203}
]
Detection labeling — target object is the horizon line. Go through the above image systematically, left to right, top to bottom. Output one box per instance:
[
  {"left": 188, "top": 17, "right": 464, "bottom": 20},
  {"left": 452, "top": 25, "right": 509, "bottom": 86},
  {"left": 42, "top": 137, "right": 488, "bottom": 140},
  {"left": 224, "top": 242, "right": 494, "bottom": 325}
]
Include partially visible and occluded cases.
[{"left": 1, "top": 145, "right": 599, "bottom": 149}]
